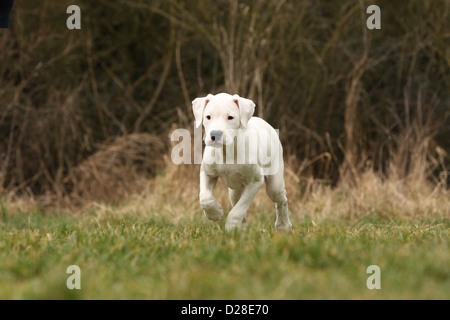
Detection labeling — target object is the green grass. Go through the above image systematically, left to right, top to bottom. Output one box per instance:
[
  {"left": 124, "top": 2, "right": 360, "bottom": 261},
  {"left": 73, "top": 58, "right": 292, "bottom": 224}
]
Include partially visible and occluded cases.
[{"left": 0, "top": 207, "right": 448, "bottom": 300}]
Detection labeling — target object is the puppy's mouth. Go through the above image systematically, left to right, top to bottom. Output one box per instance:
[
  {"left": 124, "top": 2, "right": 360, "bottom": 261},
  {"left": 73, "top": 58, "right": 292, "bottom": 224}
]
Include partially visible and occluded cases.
[
  {"left": 205, "top": 136, "right": 236, "bottom": 147},
  {"left": 205, "top": 139, "right": 226, "bottom": 147}
]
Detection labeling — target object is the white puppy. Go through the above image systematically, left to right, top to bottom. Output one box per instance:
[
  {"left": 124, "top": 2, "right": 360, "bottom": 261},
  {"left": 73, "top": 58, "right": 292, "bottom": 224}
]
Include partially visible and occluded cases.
[{"left": 192, "top": 93, "right": 292, "bottom": 232}]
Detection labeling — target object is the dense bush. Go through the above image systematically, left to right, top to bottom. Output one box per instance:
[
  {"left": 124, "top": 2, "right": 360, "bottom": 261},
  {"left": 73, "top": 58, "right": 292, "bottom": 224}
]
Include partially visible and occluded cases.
[{"left": 0, "top": 0, "right": 448, "bottom": 201}]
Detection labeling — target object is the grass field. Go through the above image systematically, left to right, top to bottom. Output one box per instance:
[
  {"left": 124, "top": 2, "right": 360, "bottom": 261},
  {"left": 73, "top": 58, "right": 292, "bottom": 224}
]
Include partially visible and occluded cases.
[{"left": 0, "top": 199, "right": 448, "bottom": 300}]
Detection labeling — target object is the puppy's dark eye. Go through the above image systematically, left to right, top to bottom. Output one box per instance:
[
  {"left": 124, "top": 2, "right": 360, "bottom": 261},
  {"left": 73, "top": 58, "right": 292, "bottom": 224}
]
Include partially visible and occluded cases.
[
  {"left": 206, "top": 115, "right": 211, "bottom": 120},
  {"left": 228, "top": 116, "right": 234, "bottom": 120}
]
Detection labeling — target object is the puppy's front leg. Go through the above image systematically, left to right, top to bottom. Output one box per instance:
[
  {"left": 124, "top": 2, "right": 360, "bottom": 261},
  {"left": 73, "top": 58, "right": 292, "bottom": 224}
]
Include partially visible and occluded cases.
[
  {"left": 199, "top": 169, "right": 223, "bottom": 221},
  {"left": 225, "top": 179, "right": 263, "bottom": 231}
]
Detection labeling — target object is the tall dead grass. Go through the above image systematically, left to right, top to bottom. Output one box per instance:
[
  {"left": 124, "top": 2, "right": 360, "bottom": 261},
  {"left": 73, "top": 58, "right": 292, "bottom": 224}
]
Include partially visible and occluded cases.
[{"left": 72, "top": 157, "right": 449, "bottom": 225}]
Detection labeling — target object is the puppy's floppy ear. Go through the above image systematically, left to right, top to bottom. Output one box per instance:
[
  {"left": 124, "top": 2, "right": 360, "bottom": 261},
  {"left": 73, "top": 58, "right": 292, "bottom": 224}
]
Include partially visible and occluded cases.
[
  {"left": 192, "top": 94, "right": 214, "bottom": 128},
  {"left": 233, "top": 95, "right": 255, "bottom": 128}
]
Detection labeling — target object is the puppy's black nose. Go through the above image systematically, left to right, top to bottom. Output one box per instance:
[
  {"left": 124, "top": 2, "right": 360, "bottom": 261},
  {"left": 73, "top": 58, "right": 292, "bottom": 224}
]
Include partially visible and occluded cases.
[{"left": 210, "top": 130, "right": 223, "bottom": 142}]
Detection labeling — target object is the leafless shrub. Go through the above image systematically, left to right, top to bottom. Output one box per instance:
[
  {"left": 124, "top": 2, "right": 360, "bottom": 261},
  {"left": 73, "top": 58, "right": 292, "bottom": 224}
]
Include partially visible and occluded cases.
[{"left": 61, "top": 133, "right": 165, "bottom": 207}]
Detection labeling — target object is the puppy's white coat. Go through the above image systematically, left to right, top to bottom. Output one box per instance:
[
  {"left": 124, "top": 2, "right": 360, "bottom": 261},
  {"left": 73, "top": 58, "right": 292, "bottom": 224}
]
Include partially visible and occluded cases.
[{"left": 192, "top": 93, "right": 292, "bottom": 231}]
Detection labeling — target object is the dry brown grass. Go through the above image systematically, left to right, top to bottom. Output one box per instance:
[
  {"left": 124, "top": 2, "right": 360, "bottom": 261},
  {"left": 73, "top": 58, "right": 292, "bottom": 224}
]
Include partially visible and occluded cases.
[
  {"left": 2, "top": 148, "right": 448, "bottom": 227},
  {"left": 62, "top": 155, "right": 449, "bottom": 225}
]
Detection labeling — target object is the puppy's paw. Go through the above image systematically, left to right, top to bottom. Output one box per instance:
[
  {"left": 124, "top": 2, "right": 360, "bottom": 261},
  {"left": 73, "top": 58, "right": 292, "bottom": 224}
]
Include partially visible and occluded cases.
[
  {"left": 200, "top": 198, "right": 223, "bottom": 221},
  {"left": 203, "top": 209, "right": 223, "bottom": 222},
  {"left": 225, "top": 216, "right": 245, "bottom": 232},
  {"left": 275, "top": 221, "right": 293, "bottom": 233},
  {"left": 225, "top": 222, "right": 241, "bottom": 232}
]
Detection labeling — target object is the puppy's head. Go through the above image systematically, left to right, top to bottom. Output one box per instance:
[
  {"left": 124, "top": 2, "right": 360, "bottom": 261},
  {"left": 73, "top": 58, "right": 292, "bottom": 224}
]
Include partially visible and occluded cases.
[{"left": 192, "top": 93, "right": 255, "bottom": 147}]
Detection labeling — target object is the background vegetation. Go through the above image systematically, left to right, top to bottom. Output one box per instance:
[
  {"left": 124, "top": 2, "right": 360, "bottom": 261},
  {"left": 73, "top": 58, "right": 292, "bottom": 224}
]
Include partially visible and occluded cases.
[
  {"left": 0, "top": 0, "right": 448, "bottom": 300},
  {"left": 1, "top": 0, "right": 448, "bottom": 204}
]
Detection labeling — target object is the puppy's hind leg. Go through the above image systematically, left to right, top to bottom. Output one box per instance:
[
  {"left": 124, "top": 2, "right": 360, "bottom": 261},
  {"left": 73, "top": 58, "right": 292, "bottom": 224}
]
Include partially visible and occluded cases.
[{"left": 265, "top": 174, "right": 292, "bottom": 232}]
